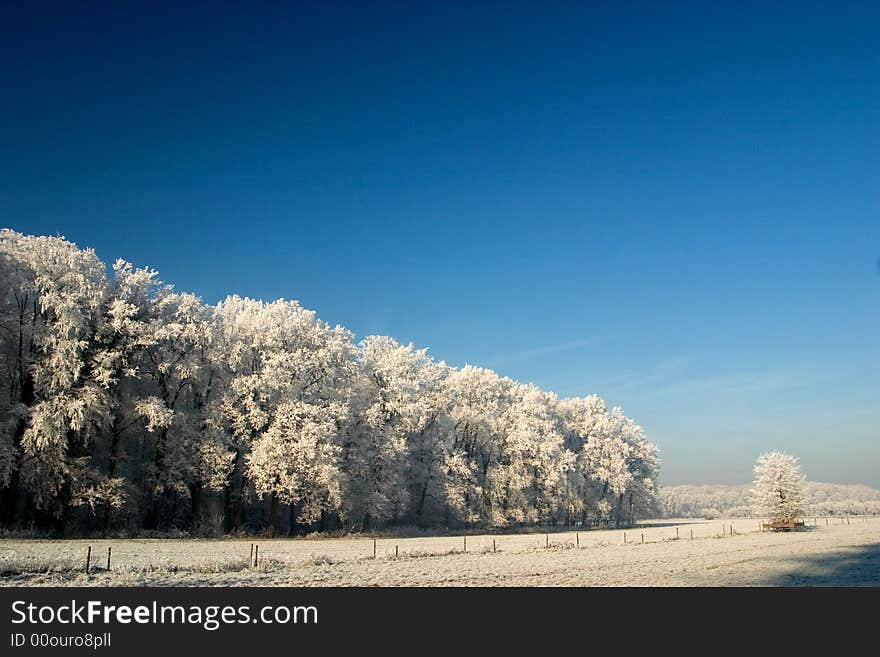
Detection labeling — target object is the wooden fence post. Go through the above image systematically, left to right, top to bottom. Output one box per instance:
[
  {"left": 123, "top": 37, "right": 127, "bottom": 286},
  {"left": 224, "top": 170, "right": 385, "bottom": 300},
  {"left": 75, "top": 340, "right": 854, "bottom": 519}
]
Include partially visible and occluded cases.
[
  {"left": 675, "top": 527, "right": 679, "bottom": 540},
  {"left": 690, "top": 529, "right": 693, "bottom": 540},
  {"left": 623, "top": 532, "right": 627, "bottom": 544},
  {"left": 576, "top": 533, "right": 579, "bottom": 547},
  {"left": 640, "top": 533, "right": 644, "bottom": 544},
  {"left": 546, "top": 534, "right": 549, "bottom": 548},
  {"left": 463, "top": 536, "right": 467, "bottom": 552},
  {"left": 373, "top": 538, "right": 377, "bottom": 559},
  {"left": 493, "top": 539, "right": 496, "bottom": 553},
  {"left": 250, "top": 543, "right": 254, "bottom": 563},
  {"left": 253, "top": 544, "right": 259, "bottom": 567},
  {"left": 395, "top": 545, "right": 399, "bottom": 558},
  {"left": 85, "top": 546, "right": 91, "bottom": 574},
  {"left": 107, "top": 547, "right": 112, "bottom": 571}
]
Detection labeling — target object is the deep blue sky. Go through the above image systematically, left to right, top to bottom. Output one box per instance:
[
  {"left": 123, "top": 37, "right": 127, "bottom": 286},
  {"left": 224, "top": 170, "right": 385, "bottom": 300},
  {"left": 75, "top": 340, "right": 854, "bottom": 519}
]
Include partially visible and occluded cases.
[{"left": 2, "top": 2, "right": 878, "bottom": 486}]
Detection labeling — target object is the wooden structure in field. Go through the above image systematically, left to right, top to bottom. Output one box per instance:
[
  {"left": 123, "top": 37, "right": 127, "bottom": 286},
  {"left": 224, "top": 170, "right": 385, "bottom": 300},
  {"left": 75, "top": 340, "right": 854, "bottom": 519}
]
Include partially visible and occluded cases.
[{"left": 763, "top": 518, "right": 805, "bottom": 531}]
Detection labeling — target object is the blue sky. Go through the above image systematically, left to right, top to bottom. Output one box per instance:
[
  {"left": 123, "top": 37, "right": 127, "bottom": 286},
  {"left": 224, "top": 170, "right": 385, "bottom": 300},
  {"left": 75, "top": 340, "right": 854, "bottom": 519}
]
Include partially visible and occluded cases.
[{"left": 2, "top": 2, "right": 878, "bottom": 486}]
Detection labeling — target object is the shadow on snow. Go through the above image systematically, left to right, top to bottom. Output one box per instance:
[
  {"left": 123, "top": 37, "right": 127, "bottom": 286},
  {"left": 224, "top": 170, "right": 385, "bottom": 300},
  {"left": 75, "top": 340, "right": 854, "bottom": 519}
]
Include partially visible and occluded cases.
[{"left": 759, "top": 542, "right": 880, "bottom": 586}]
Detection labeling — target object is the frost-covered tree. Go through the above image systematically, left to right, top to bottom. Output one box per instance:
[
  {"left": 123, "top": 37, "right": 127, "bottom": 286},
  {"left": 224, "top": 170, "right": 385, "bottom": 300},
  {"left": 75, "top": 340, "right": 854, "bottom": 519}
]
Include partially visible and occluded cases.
[
  {"left": 0, "top": 228, "right": 660, "bottom": 535},
  {"left": 0, "top": 230, "right": 116, "bottom": 524},
  {"left": 90, "top": 259, "right": 167, "bottom": 527},
  {"left": 99, "top": 264, "right": 163, "bottom": 415},
  {"left": 135, "top": 291, "right": 231, "bottom": 528},
  {"left": 215, "top": 296, "right": 353, "bottom": 534},
  {"left": 342, "top": 336, "right": 449, "bottom": 530},
  {"left": 400, "top": 359, "right": 454, "bottom": 528},
  {"left": 445, "top": 366, "right": 514, "bottom": 526},
  {"left": 496, "top": 384, "right": 571, "bottom": 526},
  {"left": 556, "top": 395, "right": 658, "bottom": 527},
  {"left": 246, "top": 400, "right": 344, "bottom": 526},
  {"left": 750, "top": 451, "right": 806, "bottom": 522}
]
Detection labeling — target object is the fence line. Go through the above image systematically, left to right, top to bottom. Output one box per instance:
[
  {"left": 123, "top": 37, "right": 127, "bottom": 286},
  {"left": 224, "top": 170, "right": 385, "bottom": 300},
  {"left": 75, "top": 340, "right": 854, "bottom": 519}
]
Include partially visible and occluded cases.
[{"left": 23, "top": 515, "right": 874, "bottom": 578}]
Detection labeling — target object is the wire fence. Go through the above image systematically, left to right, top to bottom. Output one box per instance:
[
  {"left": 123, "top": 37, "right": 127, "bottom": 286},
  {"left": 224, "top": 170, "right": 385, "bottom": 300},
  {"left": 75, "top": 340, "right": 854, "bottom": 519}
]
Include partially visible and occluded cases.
[{"left": 15, "top": 514, "right": 875, "bottom": 577}]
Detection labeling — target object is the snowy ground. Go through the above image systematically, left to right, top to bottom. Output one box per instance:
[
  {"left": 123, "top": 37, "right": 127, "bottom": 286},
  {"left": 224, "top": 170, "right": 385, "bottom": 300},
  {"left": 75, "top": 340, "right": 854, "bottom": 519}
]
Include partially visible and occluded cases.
[{"left": 2, "top": 517, "right": 878, "bottom": 586}]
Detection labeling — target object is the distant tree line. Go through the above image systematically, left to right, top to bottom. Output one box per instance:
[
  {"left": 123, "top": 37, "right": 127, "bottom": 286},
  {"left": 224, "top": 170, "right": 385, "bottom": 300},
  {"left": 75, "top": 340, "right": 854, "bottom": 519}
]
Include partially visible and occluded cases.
[
  {"left": 0, "top": 229, "right": 659, "bottom": 536},
  {"left": 659, "top": 481, "right": 880, "bottom": 519}
]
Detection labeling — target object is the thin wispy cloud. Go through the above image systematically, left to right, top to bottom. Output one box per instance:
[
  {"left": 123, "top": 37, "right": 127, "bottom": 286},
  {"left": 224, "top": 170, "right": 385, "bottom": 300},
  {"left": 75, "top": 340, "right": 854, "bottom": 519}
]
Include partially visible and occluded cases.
[
  {"left": 487, "top": 338, "right": 598, "bottom": 365},
  {"left": 603, "top": 357, "right": 694, "bottom": 393},
  {"left": 608, "top": 359, "right": 878, "bottom": 403}
]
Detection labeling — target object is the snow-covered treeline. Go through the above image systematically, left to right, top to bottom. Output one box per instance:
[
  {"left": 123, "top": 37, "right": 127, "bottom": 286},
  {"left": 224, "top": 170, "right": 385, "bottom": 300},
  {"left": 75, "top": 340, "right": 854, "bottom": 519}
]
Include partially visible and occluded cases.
[
  {"left": 0, "top": 229, "right": 659, "bottom": 535},
  {"left": 659, "top": 483, "right": 880, "bottom": 519}
]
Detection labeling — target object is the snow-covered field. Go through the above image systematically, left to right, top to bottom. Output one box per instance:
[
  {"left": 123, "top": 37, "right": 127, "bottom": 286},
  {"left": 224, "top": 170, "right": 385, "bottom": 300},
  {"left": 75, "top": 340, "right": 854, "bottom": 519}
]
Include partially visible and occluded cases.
[{"left": 2, "top": 517, "right": 878, "bottom": 586}]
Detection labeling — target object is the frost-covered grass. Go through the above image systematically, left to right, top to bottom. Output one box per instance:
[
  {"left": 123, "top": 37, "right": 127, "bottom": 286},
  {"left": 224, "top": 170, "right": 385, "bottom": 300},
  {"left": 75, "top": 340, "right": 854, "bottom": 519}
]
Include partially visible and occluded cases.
[{"left": 2, "top": 517, "right": 878, "bottom": 587}]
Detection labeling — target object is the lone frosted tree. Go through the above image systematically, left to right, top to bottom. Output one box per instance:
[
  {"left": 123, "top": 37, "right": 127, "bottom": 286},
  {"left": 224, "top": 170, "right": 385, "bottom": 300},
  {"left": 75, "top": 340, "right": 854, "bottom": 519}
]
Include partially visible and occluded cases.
[{"left": 750, "top": 451, "right": 806, "bottom": 522}]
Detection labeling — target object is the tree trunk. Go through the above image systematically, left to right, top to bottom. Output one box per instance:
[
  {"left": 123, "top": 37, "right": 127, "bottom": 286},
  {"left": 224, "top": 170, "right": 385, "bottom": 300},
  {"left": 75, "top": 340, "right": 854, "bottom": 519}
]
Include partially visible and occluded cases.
[
  {"left": 0, "top": 373, "right": 34, "bottom": 527},
  {"left": 103, "top": 420, "right": 125, "bottom": 530},
  {"left": 145, "top": 427, "right": 169, "bottom": 529},
  {"left": 223, "top": 447, "right": 245, "bottom": 533},
  {"left": 224, "top": 448, "right": 246, "bottom": 533},
  {"left": 0, "top": 466, "right": 21, "bottom": 528},
  {"left": 232, "top": 473, "right": 248, "bottom": 532},
  {"left": 223, "top": 479, "right": 233, "bottom": 533},
  {"left": 190, "top": 482, "right": 203, "bottom": 529},
  {"left": 416, "top": 482, "right": 428, "bottom": 527},
  {"left": 267, "top": 492, "right": 279, "bottom": 537},
  {"left": 614, "top": 492, "right": 625, "bottom": 529},
  {"left": 146, "top": 496, "right": 161, "bottom": 530},
  {"left": 288, "top": 504, "right": 298, "bottom": 537}
]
